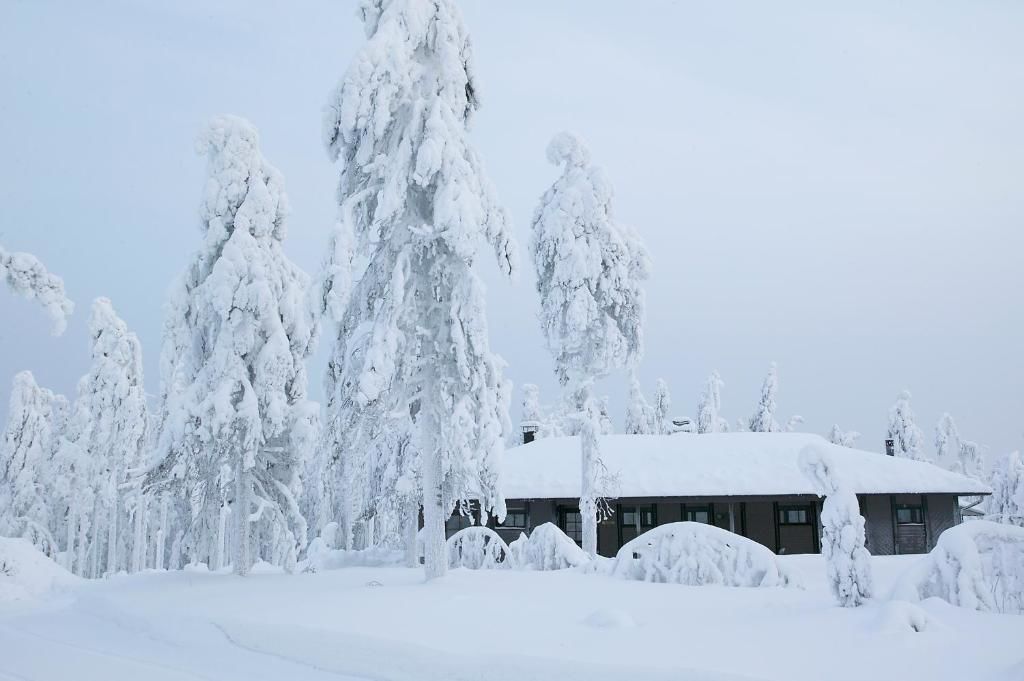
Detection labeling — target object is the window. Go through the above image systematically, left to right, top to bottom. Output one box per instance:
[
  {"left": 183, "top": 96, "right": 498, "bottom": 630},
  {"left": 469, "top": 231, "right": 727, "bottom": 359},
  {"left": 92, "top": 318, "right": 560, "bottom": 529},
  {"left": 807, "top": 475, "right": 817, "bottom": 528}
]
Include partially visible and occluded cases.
[
  {"left": 618, "top": 504, "right": 657, "bottom": 545},
  {"left": 682, "top": 504, "right": 713, "bottom": 524},
  {"left": 895, "top": 504, "right": 924, "bottom": 524},
  {"left": 777, "top": 506, "right": 812, "bottom": 525},
  {"left": 559, "top": 508, "right": 582, "bottom": 544},
  {"left": 499, "top": 509, "right": 528, "bottom": 529},
  {"left": 446, "top": 512, "right": 474, "bottom": 534}
]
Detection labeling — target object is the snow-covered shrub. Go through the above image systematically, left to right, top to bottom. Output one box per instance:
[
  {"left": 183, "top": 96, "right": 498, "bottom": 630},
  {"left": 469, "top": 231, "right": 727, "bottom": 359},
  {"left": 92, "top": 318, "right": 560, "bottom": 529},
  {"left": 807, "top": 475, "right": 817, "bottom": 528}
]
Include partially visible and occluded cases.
[
  {"left": 798, "top": 444, "right": 873, "bottom": 607},
  {"left": 891, "top": 520, "right": 1024, "bottom": 614},
  {"left": 508, "top": 522, "right": 588, "bottom": 570},
  {"left": 610, "top": 522, "right": 796, "bottom": 587},
  {"left": 447, "top": 527, "right": 514, "bottom": 570},
  {"left": 0, "top": 537, "right": 78, "bottom": 602},
  {"left": 303, "top": 540, "right": 405, "bottom": 572}
]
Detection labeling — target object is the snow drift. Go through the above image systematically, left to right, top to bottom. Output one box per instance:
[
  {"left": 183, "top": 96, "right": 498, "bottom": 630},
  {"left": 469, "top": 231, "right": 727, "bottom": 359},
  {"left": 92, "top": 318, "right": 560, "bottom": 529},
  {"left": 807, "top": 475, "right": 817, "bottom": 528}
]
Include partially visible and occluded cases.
[
  {"left": 891, "top": 521, "right": 1024, "bottom": 614},
  {"left": 508, "top": 522, "right": 589, "bottom": 570},
  {"left": 610, "top": 522, "right": 797, "bottom": 587},
  {"left": 0, "top": 537, "right": 78, "bottom": 602}
]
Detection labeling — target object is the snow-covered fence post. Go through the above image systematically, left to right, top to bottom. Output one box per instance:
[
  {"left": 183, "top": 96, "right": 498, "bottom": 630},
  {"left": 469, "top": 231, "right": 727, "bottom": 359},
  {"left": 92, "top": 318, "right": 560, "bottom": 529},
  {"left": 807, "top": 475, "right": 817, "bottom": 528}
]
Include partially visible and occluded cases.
[
  {"left": 530, "top": 132, "right": 650, "bottom": 557},
  {"left": 798, "top": 444, "right": 873, "bottom": 607}
]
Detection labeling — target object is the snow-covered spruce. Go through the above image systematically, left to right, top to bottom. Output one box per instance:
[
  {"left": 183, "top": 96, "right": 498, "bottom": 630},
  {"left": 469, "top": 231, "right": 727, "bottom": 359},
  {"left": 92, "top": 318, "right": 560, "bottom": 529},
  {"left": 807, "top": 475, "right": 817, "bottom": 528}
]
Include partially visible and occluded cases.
[
  {"left": 323, "top": 0, "right": 517, "bottom": 579},
  {"left": 146, "top": 116, "right": 315, "bottom": 576},
  {"left": 530, "top": 131, "right": 650, "bottom": 557},
  {"left": 0, "top": 244, "right": 74, "bottom": 335},
  {"left": 60, "top": 298, "right": 148, "bottom": 577},
  {"left": 748, "top": 362, "right": 781, "bottom": 433},
  {"left": 696, "top": 370, "right": 726, "bottom": 434},
  {"left": 0, "top": 372, "right": 66, "bottom": 556},
  {"left": 624, "top": 374, "right": 656, "bottom": 435},
  {"left": 652, "top": 379, "right": 671, "bottom": 435},
  {"left": 887, "top": 390, "right": 927, "bottom": 461},
  {"left": 934, "top": 412, "right": 961, "bottom": 471},
  {"left": 784, "top": 415, "right": 804, "bottom": 432},
  {"left": 827, "top": 424, "right": 860, "bottom": 448},
  {"left": 797, "top": 444, "right": 873, "bottom": 607},
  {"left": 987, "top": 450, "right": 1024, "bottom": 527},
  {"left": 891, "top": 520, "right": 1024, "bottom": 614},
  {"left": 508, "top": 522, "right": 588, "bottom": 570},
  {"left": 609, "top": 522, "right": 796, "bottom": 588},
  {"left": 446, "top": 526, "right": 513, "bottom": 570}
]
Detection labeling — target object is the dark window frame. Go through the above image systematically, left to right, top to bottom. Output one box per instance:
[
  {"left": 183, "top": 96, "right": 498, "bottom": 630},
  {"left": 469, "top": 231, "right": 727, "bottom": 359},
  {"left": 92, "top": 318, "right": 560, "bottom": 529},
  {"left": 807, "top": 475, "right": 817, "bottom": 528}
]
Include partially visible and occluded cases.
[
  {"left": 617, "top": 503, "right": 657, "bottom": 546},
  {"left": 681, "top": 503, "right": 714, "bottom": 525},
  {"left": 558, "top": 507, "right": 583, "bottom": 545},
  {"left": 499, "top": 508, "right": 529, "bottom": 530}
]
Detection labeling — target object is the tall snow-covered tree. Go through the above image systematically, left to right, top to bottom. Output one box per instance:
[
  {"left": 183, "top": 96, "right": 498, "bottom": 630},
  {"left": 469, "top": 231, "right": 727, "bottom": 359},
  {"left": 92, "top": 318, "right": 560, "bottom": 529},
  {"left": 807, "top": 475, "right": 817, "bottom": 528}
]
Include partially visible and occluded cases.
[
  {"left": 323, "top": 0, "right": 517, "bottom": 579},
  {"left": 146, "top": 116, "right": 316, "bottom": 576},
  {"left": 531, "top": 131, "right": 649, "bottom": 556},
  {"left": 1, "top": 244, "right": 74, "bottom": 335},
  {"left": 60, "top": 298, "right": 148, "bottom": 576},
  {"left": 749, "top": 363, "right": 781, "bottom": 433},
  {"left": 0, "top": 371, "right": 65, "bottom": 555},
  {"left": 696, "top": 371, "right": 725, "bottom": 434},
  {"left": 624, "top": 375, "right": 656, "bottom": 435},
  {"left": 653, "top": 379, "right": 671, "bottom": 435},
  {"left": 887, "top": 390, "right": 927, "bottom": 462},
  {"left": 934, "top": 413, "right": 962, "bottom": 471},
  {"left": 828, "top": 424, "right": 861, "bottom": 448},
  {"left": 958, "top": 440, "right": 984, "bottom": 481},
  {"left": 798, "top": 445, "right": 873, "bottom": 607},
  {"left": 987, "top": 451, "right": 1024, "bottom": 527}
]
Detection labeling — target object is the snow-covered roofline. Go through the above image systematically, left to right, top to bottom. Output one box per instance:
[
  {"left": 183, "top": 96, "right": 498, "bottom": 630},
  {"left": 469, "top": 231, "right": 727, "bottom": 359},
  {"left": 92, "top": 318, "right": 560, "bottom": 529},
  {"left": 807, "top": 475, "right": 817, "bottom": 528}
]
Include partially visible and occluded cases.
[{"left": 501, "top": 433, "right": 990, "bottom": 499}]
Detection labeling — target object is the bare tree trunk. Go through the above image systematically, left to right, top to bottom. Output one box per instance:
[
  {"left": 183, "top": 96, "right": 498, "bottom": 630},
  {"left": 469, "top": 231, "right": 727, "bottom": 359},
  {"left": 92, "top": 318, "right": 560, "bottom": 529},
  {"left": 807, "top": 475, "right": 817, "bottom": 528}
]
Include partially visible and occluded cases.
[
  {"left": 578, "top": 384, "right": 600, "bottom": 558},
  {"left": 419, "top": 414, "right": 447, "bottom": 580},
  {"left": 233, "top": 451, "right": 251, "bottom": 576},
  {"left": 404, "top": 497, "right": 420, "bottom": 568}
]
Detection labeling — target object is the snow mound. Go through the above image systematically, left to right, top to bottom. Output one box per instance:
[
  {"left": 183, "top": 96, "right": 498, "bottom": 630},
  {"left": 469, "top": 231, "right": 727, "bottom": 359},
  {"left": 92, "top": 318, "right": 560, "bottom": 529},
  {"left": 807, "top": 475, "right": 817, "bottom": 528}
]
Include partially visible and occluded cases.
[
  {"left": 891, "top": 520, "right": 1024, "bottom": 614},
  {"left": 508, "top": 522, "right": 589, "bottom": 570},
  {"left": 610, "top": 522, "right": 798, "bottom": 588},
  {"left": 448, "top": 527, "right": 513, "bottom": 570},
  {"left": 0, "top": 537, "right": 78, "bottom": 602},
  {"left": 303, "top": 539, "right": 405, "bottom": 572},
  {"left": 873, "top": 600, "right": 931, "bottom": 633},
  {"left": 582, "top": 608, "right": 637, "bottom": 629}
]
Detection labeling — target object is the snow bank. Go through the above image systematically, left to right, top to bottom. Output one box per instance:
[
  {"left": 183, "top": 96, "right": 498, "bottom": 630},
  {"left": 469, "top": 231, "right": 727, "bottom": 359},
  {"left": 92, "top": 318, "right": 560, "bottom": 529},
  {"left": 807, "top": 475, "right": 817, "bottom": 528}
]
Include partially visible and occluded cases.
[
  {"left": 503, "top": 433, "right": 988, "bottom": 498},
  {"left": 891, "top": 520, "right": 1024, "bottom": 614},
  {"left": 508, "top": 522, "right": 589, "bottom": 570},
  {"left": 610, "top": 522, "right": 797, "bottom": 587},
  {"left": 447, "top": 527, "right": 513, "bottom": 570},
  {"left": 0, "top": 537, "right": 78, "bottom": 601},
  {"left": 303, "top": 538, "right": 405, "bottom": 572}
]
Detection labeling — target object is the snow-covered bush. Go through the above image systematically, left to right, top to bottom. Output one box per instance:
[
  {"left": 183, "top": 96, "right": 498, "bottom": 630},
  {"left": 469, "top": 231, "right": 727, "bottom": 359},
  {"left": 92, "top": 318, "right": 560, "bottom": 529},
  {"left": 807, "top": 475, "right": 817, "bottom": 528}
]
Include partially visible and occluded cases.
[
  {"left": 0, "top": 244, "right": 74, "bottom": 335},
  {"left": 798, "top": 444, "right": 873, "bottom": 607},
  {"left": 891, "top": 520, "right": 1024, "bottom": 614},
  {"left": 508, "top": 522, "right": 588, "bottom": 570},
  {"left": 610, "top": 522, "right": 796, "bottom": 587},
  {"left": 447, "top": 527, "right": 514, "bottom": 570},
  {"left": 0, "top": 537, "right": 78, "bottom": 602},
  {"left": 303, "top": 539, "right": 405, "bottom": 572}
]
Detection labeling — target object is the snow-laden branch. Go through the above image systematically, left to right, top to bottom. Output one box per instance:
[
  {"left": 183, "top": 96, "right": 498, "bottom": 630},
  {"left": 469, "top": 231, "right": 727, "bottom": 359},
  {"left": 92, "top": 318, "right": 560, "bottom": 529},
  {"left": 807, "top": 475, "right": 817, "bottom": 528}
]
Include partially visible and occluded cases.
[{"left": 0, "top": 244, "right": 74, "bottom": 334}]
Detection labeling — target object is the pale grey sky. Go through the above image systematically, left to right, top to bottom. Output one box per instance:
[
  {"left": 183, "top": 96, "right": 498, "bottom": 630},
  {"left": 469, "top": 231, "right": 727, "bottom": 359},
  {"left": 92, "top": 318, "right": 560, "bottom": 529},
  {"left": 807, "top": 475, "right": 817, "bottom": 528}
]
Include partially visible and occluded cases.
[{"left": 1, "top": 0, "right": 1022, "bottom": 461}]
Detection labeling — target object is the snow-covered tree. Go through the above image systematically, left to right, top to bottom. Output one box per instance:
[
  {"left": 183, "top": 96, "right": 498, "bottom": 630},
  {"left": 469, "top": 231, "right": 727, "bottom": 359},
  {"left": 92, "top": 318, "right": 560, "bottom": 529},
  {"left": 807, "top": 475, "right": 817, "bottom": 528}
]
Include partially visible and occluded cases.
[
  {"left": 323, "top": 0, "right": 517, "bottom": 579},
  {"left": 146, "top": 116, "right": 316, "bottom": 576},
  {"left": 531, "top": 131, "right": 649, "bottom": 556},
  {"left": 0, "top": 244, "right": 74, "bottom": 335},
  {"left": 62, "top": 298, "right": 148, "bottom": 576},
  {"left": 749, "top": 363, "right": 781, "bottom": 433},
  {"left": 696, "top": 371, "right": 725, "bottom": 434},
  {"left": 0, "top": 372, "right": 65, "bottom": 555},
  {"left": 624, "top": 375, "right": 656, "bottom": 435},
  {"left": 653, "top": 379, "right": 671, "bottom": 435},
  {"left": 887, "top": 390, "right": 927, "bottom": 462},
  {"left": 598, "top": 396, "right": 614, "bottom": 435},
  {"left": 934, "top": 413, "right": 962, "bottom": 471},
  {"left": 785, "top": 415, "right": 804, "bottom": 432},
  {"left": 828, "top": 424, "right": 861, "bottom": 448},
  {"left": 959, "top": 440, "right": 984, "bottom": 481},
  {"left": 798, "top": 445, "right": 873, "bottom": 607},
  {"left": 987, "top": 451, "right": 1024, "bottom": 527}
]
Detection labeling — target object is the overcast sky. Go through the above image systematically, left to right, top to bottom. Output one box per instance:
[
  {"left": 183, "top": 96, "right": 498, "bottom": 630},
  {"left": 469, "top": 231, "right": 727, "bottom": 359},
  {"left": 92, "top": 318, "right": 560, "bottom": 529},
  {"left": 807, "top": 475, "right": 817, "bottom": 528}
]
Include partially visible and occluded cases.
[{"left": 1, "top": 0, "right": 1022, "bottom": 462}]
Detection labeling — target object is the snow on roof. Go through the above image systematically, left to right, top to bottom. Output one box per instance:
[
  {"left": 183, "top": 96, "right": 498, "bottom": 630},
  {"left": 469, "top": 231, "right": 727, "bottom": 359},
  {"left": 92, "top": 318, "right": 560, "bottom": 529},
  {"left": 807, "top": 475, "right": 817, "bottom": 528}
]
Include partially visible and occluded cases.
[{"left": 501, "top": 433, "right": 990, "bottom": 499}]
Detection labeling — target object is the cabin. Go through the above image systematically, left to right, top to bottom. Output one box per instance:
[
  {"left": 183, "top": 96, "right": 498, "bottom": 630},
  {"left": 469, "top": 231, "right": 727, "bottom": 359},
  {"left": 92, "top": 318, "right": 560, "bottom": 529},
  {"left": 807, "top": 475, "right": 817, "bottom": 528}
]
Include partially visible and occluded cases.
[{"left": 448, "top": 433, "right": 989, "bottom": 557}]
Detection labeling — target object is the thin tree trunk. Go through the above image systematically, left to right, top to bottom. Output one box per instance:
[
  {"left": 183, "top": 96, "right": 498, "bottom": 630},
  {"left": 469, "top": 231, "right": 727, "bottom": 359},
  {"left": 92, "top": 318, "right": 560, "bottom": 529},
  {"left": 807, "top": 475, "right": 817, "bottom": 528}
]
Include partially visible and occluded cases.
[
  {"left": 578, "top": 383, "right": 600, "bottom": 558},
  {"left": 419, "top": 418, "right": 447, "bottom": 580},
  {"left": 233, "top": 451, "right": 251, "bottom": 576},
  {"left": 106, "top": 470, "right": 119, "bottom": 575},
  {"left": 404, "top": 497, "right": 419, "bottom": 568},
  {"left": 216, "top": 500, "right": 229, "bottom": 571},
  {"left": 65, "top": 504, "right": 77, "bottom": 573}
]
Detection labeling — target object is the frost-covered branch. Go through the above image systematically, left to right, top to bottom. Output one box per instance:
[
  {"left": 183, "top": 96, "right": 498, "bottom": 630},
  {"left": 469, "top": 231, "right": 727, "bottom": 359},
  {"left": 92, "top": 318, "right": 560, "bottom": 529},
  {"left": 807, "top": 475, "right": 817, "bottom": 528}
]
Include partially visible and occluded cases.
[{"left": 0, "top": 244, "right": 74, "bottom": 334}]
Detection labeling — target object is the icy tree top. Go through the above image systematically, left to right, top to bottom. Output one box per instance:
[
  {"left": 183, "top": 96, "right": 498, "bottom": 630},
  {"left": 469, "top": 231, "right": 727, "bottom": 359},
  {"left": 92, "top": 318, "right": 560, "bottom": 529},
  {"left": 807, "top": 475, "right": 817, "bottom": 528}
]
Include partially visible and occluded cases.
[
  {"left": 322, "top": 0, "right": 516, "bottom": 275},
  {"left": 531, "top": 131, "right": 650, "bottom": 386},
  {"left": 0, "top": 244, "right": 74, "bottom": 335}
]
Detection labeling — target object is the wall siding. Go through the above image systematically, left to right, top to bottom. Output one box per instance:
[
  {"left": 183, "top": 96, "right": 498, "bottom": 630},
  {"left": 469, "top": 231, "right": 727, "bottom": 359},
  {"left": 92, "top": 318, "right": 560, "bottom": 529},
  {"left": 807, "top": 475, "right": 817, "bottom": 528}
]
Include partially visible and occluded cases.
[
  {"left": 925, "top": 494, "right": 958, "bottom": 550},
  {"left": 863, "top": 495, "right": 895, "bottom": 556}
]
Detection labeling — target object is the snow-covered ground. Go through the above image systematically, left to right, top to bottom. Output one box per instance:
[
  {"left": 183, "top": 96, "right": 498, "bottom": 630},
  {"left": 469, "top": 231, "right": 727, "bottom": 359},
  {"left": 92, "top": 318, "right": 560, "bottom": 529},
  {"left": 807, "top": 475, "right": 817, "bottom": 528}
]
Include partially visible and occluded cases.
[{"left": 1, "top": 547, "right": 1022, "bottom": 681}]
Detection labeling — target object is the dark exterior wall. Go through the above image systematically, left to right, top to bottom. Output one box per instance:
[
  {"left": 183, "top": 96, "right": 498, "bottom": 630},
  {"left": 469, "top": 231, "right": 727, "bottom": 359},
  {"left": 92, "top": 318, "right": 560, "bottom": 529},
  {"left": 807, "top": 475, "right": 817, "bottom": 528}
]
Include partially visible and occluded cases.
[
  {"left": 925, "top": 494, "right": 958, "bottom": 548},
  {"left": 863, "top": 495, "right": 895, "bottom": 555},
  {"left": 744, "top": 501, "right": 776, "bottom": 552}
]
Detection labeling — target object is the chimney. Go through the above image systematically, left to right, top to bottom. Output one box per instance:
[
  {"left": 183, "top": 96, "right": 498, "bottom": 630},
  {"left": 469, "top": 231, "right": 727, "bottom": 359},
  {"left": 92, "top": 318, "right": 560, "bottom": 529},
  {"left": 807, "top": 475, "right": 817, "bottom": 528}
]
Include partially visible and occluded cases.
[{"left": 885, "top": 439, "right": 895, "bottom": 456}]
